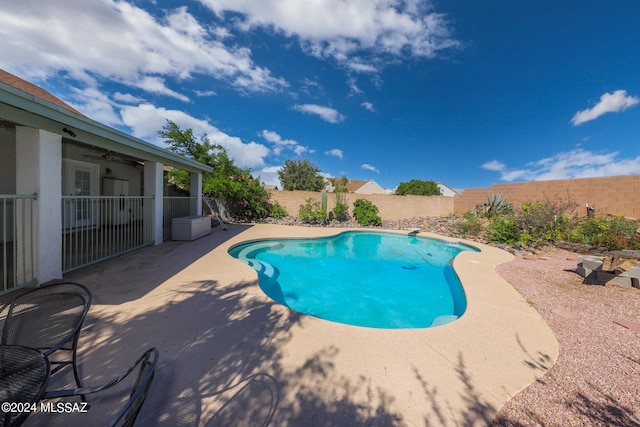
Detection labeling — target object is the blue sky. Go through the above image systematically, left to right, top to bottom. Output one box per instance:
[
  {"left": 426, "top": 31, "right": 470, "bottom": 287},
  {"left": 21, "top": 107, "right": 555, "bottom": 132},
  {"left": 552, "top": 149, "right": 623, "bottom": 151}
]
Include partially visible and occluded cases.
[{"left": 2, "top": 1, "right": 639, "bottom": 191}]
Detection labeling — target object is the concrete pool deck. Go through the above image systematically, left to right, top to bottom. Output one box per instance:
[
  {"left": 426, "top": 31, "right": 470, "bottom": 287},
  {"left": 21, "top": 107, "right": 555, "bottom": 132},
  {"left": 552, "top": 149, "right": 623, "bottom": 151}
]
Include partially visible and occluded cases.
[{"left": 25, "top": 224, "right": 558, "bottom": 426}]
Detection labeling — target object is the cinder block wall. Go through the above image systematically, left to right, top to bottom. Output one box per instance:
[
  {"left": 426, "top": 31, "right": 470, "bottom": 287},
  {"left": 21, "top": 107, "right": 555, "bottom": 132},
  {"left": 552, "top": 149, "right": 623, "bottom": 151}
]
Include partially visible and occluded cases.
[
  {"left": 454, "top": 174, "right": 640, "bottom": 218},
  {"left": 268, "top": 190, "right": 454, "bottom": 221}
]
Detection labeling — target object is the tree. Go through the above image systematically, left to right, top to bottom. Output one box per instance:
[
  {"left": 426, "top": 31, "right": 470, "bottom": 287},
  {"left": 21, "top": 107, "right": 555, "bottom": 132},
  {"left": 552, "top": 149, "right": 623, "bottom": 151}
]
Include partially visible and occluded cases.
[
  {"left": 159, "top": 120, "right": 270, "bottom": 218},
  {"left": 278, "top": 159, "right": 325, "bottom": 191},
  {"left": 332, "top": 176, "right": 349, "bottom": 193},
  {"left": 395, "top": 179, "right": 442, "bottom": 196}
]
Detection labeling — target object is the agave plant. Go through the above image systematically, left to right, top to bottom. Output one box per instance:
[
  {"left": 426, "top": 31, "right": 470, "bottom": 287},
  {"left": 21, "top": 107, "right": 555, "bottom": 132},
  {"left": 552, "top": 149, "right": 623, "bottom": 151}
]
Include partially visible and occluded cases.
[{"left": 482, "top": 193, "right": 512, "bottom": 217}]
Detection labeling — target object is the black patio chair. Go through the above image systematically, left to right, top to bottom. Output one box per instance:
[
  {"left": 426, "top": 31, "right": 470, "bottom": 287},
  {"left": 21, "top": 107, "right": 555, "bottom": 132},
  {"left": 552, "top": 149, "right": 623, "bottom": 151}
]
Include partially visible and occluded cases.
[
  {"left": 0, "top": 281, "right": 92, "bottom": 398},
  {"left": 44, "top": 347, "right": 159, "bottom": 427}
]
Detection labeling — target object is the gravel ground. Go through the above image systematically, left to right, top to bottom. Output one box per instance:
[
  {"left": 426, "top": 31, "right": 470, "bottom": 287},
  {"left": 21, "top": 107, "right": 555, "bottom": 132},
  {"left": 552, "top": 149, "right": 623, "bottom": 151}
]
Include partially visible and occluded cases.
[{"left": 492, "top": 249, "right": 640, "bottom": 427}]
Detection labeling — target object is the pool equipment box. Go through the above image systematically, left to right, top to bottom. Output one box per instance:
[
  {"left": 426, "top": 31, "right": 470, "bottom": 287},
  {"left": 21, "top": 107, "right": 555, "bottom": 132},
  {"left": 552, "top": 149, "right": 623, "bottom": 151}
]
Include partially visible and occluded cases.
[{"left": 171, "top": 215, "right": 211, "bottom": 241}]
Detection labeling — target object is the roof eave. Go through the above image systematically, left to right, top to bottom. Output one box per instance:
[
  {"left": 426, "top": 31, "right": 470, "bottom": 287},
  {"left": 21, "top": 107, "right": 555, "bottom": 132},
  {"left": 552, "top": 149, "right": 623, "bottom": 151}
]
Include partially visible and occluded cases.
[{"left": 0, "top": 82, "right": 213, "bottom": 174}]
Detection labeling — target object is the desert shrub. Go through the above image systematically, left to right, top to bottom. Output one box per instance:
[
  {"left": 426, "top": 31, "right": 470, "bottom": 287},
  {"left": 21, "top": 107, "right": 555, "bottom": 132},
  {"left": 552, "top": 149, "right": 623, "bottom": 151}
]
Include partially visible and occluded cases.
[
  {"left": 332, "top": 192, "right": 350, "bottom": 221},
  {"left": 479, "top": 193, "right": 512, "bottom": 218},
  {"left": 298, "top": 197, "right": 326, "bottom": 224},
  {"left": 352, "top": 199, "right": 381, "bottom": 226},
  {"left": 516, "top": 201, "right": 572, "bottom": 245},
  {"left": 269, "top": 202, "right": 287, "bottom": 219},
  {"left": 458, "top": 211, "right": 485, "bottom": 237},
  {"left": 487, "top": 215, "right": 519, "bottom": 245},
  {"left": 575, "top": 215, "right": 640, "bottom": 250},
  {"left": 606, "top": 215, "right": 639, "bottom": 236},
  {"left": 568, "top": 217, "right": 609, "bottom": 244},
  {"left": 591, "top": 233, "right": 640, "bottom": 250}
]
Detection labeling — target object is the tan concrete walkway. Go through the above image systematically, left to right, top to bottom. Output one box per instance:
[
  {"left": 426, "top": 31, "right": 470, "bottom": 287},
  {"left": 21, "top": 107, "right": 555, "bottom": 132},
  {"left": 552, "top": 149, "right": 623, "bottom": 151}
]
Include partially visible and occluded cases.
[{"left": 25, "top": 224, "right": 558, "bottom": 426}]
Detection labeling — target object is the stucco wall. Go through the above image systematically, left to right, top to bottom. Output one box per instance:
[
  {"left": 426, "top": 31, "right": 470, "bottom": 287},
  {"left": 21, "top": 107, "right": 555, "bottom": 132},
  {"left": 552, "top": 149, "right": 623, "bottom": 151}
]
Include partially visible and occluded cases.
[
  {"left": 0, "top": 127, "right": 16, "bottom": 193},
  {"left": 454, "top": 174, "right": 640, "bottom": 218},
  {"left": 268, "top": 190, "right": 454, "bottom": 220}
]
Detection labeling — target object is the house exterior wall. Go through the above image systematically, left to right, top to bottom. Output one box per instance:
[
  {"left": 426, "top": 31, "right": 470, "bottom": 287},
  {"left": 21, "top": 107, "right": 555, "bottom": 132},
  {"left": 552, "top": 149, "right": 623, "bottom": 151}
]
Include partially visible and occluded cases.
[
  {"left": 0, "top": 127, "right": 16, "bottom": 193},
  {"left": 16, "top": 127, "right": 62, "bottom": 283},
  {"left": 62, "top": 143, "right": 143, "bottom": 195},
  {"left": 145, "top": 161, "right": 164, "bottom": 245},
  {"left": 454, "top": 174, "right": 640, "bottom": 218},
  {"left": 354, "top": 180, "right": 387, "bottom": 195},
  {"left": 437, "top": 183, "right": 458, "bottom": 197},
  {"left": 269, "top": 190, "right": 454, "bottom": 220}
]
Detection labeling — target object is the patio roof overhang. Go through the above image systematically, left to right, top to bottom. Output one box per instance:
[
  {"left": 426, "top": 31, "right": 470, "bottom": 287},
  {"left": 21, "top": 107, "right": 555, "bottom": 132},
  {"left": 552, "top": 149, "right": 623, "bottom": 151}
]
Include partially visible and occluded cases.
[{"left": 0, "top": 82, "right": 213, "bottom": 174}]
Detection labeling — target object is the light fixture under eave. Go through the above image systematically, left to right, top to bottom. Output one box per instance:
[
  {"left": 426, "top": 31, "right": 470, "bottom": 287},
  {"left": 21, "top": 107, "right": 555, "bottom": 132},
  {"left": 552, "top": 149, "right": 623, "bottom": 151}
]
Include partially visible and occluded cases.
[{"left": 63, "top": 127, "right": 77, "bottom": 137}]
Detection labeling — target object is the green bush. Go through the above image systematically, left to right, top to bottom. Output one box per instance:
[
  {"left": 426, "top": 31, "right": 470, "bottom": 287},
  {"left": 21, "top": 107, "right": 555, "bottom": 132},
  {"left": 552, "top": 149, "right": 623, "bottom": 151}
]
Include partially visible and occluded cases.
[
  {"left": 332, "top": 192, "right": 350, "bottom": 221},
  {"left": 461, "top": 193, "right": 640, "bottom": 251},
  {"left": 298, "top": 198, "right": 327, "bottom": 224},
  {"left": 352, "top": 199, "right": 381, "bottom": 226},
  {"left": 516, "top": 201, "right": 572, "bottom": 246},
  {"left": 269, "top": 202, "right": 287, "bottom": 219},
  {"left": 458, "top": 212, "right": 484, "bottom": 236},
  {"left": 487, "top": 215, "right": 519, "bottom": 245},
  {"left": 572, "top": 215, "right": 640, "bottom": 250},
  {"left": 607, "top": 215, "right": 639, "bottom": 236},
  {"left": 568, "top": 217, "right": 609, "bottom": 244},
  {"left": 591, "top": 233, "right": 640, "bottom": 250}
]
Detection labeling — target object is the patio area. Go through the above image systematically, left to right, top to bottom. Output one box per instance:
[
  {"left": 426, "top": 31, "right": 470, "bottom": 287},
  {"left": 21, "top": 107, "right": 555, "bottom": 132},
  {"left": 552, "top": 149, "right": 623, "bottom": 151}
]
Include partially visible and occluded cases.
[{"left": 21, "top": 224, "right": 558, "bottom": 426}]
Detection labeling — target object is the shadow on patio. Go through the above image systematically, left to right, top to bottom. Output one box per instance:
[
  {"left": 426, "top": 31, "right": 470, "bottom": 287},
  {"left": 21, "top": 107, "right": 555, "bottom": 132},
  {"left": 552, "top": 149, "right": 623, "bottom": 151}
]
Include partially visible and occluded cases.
[
  {"left": 16, "top": 224, "right": 556, "bottom": 426},
  {"left": 27, "top": 278, "right": 411, "bottom": 426}
]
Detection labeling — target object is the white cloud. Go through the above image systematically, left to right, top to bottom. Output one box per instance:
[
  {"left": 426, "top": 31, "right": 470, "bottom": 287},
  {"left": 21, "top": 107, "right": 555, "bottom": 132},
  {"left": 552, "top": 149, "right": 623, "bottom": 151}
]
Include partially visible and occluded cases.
[
  {"left": 0, "top": 0, "right": 287, "bottom": 97},
  {"left": 200, "top": 0, "right": 460, "bottom": 67},
  {"left": 348, "top": 62, "right": 379, "bottom": 73},
  {"left": 137, "top": 76, "right": 190, "bottom": 102},
  {"left": 347, "top": 77, "right": 363, "bottom": 95},
  {"left": 67, "top": 87, "right": 122, "bottom": 126},
  {"left": 194, "top": 89, "right": 217, "bottom": 97},
  {"left": 571, "top": 90, "right": 639, "bottom": 126},
  {"left": 113, "top": 92, "right": 146, "bottom": 104},
  {"left": 361, "top": 101, "right": 375, "bottom": 112},
  {"left": 120, "top": 103, "right": 269, "bottom": 168},
  {"left": 293, "top": 104, "right": 346, "bottom": 123},
  {"left": 260, "top": 129, "right": 311, "bottom": 156},
  {"left": 293, "top": 145, "right": 312, "bottom": 156},
  {"left": 483, "top": 148, "right": 640, "bottom": 182},
  {"left": 325, "top": 149, "right": 344, "bottom": 159},
  {"left": 481, "top": 160, "right": 506, "bottom": 172},
  {"left": 361, "top": 163, "right": 380, "bottom": 173},
  {"left": 254, "top": 165, "right": 282, "bottom": 188}
]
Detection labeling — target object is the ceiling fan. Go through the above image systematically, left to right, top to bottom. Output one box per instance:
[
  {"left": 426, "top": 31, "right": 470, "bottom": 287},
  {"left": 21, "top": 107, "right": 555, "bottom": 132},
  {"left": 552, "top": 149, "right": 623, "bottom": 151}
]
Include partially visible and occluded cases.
[{"left": 82, "top": 150, "right": 141, "bottom": 166}]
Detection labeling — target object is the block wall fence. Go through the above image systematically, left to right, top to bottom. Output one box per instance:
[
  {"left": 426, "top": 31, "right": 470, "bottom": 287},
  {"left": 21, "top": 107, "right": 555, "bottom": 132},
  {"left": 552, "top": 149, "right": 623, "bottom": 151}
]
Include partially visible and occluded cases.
[
  {"left": 268, "top": 174, "right": 640, "bottom": 221},
  {"left": 454, "top": 174, "right": 640, "bottom": 219},
  {"left": 268, "top": 190, "right": 454, "bottom": 221}
]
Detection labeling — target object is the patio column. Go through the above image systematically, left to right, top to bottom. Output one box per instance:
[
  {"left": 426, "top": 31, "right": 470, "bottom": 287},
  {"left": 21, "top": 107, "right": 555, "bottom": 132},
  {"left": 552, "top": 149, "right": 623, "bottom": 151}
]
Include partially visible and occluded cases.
[
  {"left": 15, "top": 127, "right": 62, "bottom": 283},
  {"left": 144, "top": 161, "right": 163, "bottom": 245},
  {"left": 190, "top": 172, "right": 203, "bottom": 216}
]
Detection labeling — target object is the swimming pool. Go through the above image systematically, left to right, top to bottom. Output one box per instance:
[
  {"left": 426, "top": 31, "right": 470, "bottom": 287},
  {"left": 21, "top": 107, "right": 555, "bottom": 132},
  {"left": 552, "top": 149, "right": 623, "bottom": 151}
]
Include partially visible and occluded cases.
[{"left": 229, "top": 231, "right": 478, "bottom": 329}]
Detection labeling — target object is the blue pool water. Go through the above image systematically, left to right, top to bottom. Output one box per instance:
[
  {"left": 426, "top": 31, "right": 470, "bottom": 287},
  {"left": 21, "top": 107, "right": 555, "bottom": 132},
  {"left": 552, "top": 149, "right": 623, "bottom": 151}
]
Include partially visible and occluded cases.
[{"left": 229, "top": 231, "right": 478, "bottom": 329}]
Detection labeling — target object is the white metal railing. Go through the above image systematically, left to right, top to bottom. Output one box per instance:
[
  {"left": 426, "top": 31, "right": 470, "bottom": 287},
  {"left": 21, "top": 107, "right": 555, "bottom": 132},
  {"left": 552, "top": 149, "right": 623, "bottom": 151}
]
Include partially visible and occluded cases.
[
  {"left": 1, "top": 194, "right": 38, "bottom": 293},
  {"left": 62, "top": 196, "right": 153, "bottom": 273},
  {"left": 202, "top": 196, "right": 227, "bottom": 230},
  {"left": 163, "top": 197, "right": 196, "bottom": 240}
]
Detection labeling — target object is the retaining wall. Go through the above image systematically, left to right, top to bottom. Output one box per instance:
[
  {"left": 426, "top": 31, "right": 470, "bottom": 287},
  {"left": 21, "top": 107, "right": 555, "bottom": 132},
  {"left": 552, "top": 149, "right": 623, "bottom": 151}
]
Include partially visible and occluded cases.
[
  {"left": 454, "top": 174, "right": 640, "bottom": 218},
  {"left": 268, "top": 190, "right": 454, "bottom": 221}
]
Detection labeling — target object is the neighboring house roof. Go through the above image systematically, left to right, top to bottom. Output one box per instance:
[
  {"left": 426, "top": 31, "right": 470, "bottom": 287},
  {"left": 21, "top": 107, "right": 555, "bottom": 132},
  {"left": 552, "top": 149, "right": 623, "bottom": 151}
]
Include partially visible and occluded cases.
[
  {"left": 0, "top": 69, "right": 212, "bottom": 174},
  {"left": 327, "top": 178, "right": 386, "bottom": 194}
]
